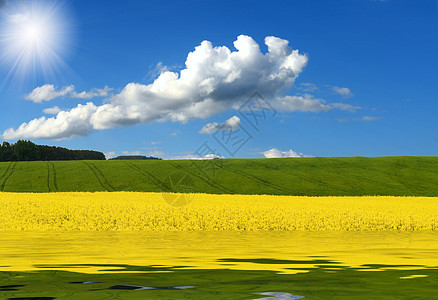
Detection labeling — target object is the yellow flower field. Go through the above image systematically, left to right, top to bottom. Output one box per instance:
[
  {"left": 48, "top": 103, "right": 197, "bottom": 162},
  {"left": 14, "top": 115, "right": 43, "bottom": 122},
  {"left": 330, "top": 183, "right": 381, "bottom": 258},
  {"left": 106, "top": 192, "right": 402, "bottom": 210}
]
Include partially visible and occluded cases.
[{"left": 0, "top": 192, "right": 437, "bottom": 231}]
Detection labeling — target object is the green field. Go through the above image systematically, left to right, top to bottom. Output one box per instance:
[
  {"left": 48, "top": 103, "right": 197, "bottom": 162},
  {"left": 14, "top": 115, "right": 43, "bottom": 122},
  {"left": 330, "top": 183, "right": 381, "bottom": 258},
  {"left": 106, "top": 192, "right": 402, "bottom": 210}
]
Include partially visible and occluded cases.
[{"left": 0, "top": 156, "right": 437, "bottom": 196}]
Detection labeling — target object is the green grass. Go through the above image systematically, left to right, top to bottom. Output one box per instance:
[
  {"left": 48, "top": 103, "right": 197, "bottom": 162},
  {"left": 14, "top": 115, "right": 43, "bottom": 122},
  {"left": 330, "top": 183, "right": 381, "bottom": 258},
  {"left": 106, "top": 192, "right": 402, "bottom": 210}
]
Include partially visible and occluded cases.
[
  {"left": 0, "top": 156, "right": 437, "bottom": 196},
  {"left": 1, "top": 263, "right": 437, "bottom": 299}
]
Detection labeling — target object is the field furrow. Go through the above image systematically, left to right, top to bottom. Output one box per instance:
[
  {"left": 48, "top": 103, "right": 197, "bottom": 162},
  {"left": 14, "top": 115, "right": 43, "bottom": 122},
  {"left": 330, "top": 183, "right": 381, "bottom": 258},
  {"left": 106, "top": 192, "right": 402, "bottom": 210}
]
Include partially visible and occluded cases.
[
  {"left": 0, "top": 157, "right": 436, "bottom": 196},
  {"left": 169, "top": 161, "right": 234, "bottom": 194},
  {"left": 0, "top": 162, "right": 16, "bottom": 191},
  {"left": 83, "top": 162, "right": 114, "bottom": 191}
]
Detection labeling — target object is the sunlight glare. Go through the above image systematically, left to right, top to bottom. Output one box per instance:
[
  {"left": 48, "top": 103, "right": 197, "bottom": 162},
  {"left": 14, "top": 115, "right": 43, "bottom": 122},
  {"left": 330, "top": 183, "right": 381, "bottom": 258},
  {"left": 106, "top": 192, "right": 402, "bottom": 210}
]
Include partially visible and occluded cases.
[{"left": 0, "top": 1, "right": 74, "bottom": 89}]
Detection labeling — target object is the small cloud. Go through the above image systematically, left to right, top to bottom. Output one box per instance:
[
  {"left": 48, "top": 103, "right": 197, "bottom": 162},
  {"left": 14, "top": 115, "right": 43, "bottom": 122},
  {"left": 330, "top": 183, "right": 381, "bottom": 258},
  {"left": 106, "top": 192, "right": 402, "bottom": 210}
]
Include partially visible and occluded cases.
[
  {"left": 7, "top": 13, "right": 28, "bottom": 23},
  {"left": 145, "top": 62, "right": 169, "bottom": 80},
  {"left": 298, "top": 82, "right": 319, "bottom": 93},
  {"left": 25, "top": 84, "right": 112, "bottom": 103},
  {"left": 26, "top": 84, "right": 74, "bottom": 103},
  {"left": 70, "top": 86, "right": 113, "bottom": 99},
  {"left": 332, "top": 86, "right": 354, "bottom": 98},
  {"left": 273, "top": 95, "right": 360, "bottom": 113},
  {"left": 329, "top": 102, "right": 360, "bottom": 112},
  {"left": 43, "top": 106, "right": 62, "bottom": 115},
  {"left": 199, "top": 116, "right": 240, "bottom": 134},
  {"left": 336, "top": 116, "right": 382, "bottom": 122},
  {"left": 361, "top": 116, "right": 382, "bottom": 121},
  {"left": 170, "top": 130, "right": 181, "bottom": 136},
  {"left": 150, "top": 141, "right": 162, "bottom": 145},
  {"left": 262, "top": 148, "right": 312, "bottom": 158},
  {"left": 148, "top": 150, "right": 165, "bottom": 157},
  {"left": 104, "top": 151, "right": 117, "bottom": 159},
  {"left": 122, "top": 151, "right": 143, "bottom": 155},
  {"left": 168, "top": 153, "right": 224, "bottom": 160}
]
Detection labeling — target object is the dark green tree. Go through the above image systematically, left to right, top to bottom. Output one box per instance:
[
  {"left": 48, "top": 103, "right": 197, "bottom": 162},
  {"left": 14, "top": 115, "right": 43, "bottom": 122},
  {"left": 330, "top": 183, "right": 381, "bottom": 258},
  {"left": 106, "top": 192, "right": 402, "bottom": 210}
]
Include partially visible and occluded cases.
[
  {"left": 14, "top": 140, "right": 40, "bottom": 161},
  {"left": 1, "top": 142, "right": 17, "bottom": 161}
]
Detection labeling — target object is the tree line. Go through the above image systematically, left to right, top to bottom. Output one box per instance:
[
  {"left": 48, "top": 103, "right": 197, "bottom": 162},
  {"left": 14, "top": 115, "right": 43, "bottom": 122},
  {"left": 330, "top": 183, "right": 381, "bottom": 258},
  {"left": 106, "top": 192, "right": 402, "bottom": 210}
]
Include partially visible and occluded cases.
[{"left": 0, "top": 140, "right": 105, "bottom": 161}]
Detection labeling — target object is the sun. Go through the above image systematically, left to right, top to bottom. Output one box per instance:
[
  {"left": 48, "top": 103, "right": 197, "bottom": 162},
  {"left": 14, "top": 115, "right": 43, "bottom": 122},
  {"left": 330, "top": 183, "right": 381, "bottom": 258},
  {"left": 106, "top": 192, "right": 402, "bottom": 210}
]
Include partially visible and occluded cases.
[
  {"left": 0, "top": 1, "right": 74, "bottom": 89},
  {"left": 24, "top": 22, "right": 44, "bottom": 41}
]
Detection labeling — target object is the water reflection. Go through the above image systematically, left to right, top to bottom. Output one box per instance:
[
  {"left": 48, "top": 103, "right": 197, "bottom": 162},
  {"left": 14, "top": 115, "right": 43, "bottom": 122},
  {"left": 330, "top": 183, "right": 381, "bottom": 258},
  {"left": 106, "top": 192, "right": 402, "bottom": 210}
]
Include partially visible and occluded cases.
[
  {"left": 0, "top": 231, "right": 437, "bottom": 299},
  {"left": 253, "top": 292, "right": 304, "bottom": 299}
]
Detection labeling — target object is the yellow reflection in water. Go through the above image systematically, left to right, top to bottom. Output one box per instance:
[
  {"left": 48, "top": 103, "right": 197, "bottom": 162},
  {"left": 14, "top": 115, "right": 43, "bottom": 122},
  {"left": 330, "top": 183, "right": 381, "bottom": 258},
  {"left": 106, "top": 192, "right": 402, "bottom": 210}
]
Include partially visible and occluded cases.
[{"left": 0, "top": 231, "right": 437, "bottom": 274}]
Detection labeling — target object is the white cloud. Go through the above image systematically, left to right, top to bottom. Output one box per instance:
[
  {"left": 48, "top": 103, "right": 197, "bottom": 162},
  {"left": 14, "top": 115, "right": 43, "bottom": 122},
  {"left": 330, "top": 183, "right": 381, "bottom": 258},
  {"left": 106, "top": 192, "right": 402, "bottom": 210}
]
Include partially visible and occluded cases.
[
  {"left": 7, "top": 13, "right": 28, "bottom": 23},
  {"left": 5, "top": 35, "right": 309, "bottom": 139},
  {"left": 5, "top": 35, "right": 359, "bottom": 141},
  {"left": 146, "top": 62, "right": 169, "bottom": 80},
  {"left": 298, "top": 82, "right": 319, "bottom": 92},
  {"left": 25, "top": 84, "right": 74, "bottom": 103},
  {"left": 25, "top": 85, "right": 112, "bottom": 103},
  {"left": 70, "top": 86, "right": 113, "bottom": 99},
  {"left": 332, "top": 86, "right": 354, "bottom": 98},
  {"left": 272, "top": 95, "right": 360, "bottom": 112},
  {"left": 3, "top": 102, "right": 97, "bottom": 140},
  {"left": 43, "top": 106, "right": 62, "bottom": 115},
  {"left": 337, "top": 115, "right": 382, "bottom": 122},
  {"left": 199, "top": 116, "right": 240, "bottom": 134},
  {"left": 361, "top": 116, "right": 381, "bottom": 121},
  {"left": 170, "top": 130, "right": 181, "bottom": 136},
  {"left": 150, "top": 141, "right": 162, "bottom": 145},
  {"left": 263, "top": 148, "right": 312, "bottom": 158},
  {"left": 148, "top": 150, "right": 165, "bottom": 157},
  {"left": 104, "top": 151, "right": 117, "bottom": 159},
  {"left": 167, "top": 153, "right": 224, "bottom": 160}
]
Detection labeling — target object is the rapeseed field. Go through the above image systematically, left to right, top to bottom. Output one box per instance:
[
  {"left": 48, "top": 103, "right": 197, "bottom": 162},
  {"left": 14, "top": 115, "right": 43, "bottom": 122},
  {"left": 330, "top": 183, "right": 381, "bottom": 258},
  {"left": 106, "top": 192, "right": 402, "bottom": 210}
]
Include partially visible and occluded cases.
[{"left": 0, "top": 192, "right": 436, "bottom": 231}]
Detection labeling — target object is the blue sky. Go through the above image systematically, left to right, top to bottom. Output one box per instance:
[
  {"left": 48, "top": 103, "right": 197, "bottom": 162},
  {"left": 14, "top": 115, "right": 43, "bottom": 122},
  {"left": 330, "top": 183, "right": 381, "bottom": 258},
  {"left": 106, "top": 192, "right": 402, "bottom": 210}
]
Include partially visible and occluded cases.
[{"left": 0, "top": 0, "right": 437, "bottom": 159}]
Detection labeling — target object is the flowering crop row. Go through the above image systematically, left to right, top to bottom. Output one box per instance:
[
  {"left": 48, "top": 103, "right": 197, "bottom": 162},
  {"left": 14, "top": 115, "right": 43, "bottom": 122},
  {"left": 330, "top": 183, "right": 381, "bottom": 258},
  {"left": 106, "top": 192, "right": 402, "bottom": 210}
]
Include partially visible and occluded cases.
[{"left": 0, "top": 192, "right": 436, "bottom": 231}]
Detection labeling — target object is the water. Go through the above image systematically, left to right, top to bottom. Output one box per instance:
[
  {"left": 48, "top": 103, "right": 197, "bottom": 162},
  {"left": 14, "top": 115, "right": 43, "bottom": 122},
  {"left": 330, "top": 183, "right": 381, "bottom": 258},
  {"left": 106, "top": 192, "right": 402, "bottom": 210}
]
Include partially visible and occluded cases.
[{"left": 0, "top": 231, "right": 437, "bottom": 299}]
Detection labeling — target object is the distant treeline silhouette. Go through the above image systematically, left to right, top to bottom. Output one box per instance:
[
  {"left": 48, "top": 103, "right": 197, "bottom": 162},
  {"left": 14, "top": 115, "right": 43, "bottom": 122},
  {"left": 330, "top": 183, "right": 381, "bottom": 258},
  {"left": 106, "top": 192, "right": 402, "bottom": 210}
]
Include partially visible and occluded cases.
[
  {"left": 0, "top": 140, "right": 105, "bottom": 161},
  {"left": 109, "top": 155, "right": 162, "bottom": 160}
]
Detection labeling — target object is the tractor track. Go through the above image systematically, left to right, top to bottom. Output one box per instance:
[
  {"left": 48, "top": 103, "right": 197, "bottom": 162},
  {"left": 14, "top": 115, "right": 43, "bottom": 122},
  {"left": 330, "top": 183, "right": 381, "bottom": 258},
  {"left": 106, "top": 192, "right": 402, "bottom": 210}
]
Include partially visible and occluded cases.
[
  {"left": 322, "top": 158, "right": 407, "bottom": 192},
  {"left": 251, "top": 160, "right": 350, "bottom": 194},
  {"left": 0, "top": 162, "right": 17, "bottom": 191},
  {"left": 0, "top": 162, "right": 13, "bottom": 182},
  {"left": 46, "top": 162, "right": 58, "bottom": 192},
  {"left": 46, "top": 162, "right": 51, "bottom": 192},
  {"left": 50, "top": 162, "right": 59, "bottom": 191},
  {"left": 84, "top": 162, "right": 114, "bottom": 191},
  {"left": 127, "top": 162, "right": 167, "bottom": 191},
  {"left": 169, "top": 162, "right": 234, "bottom": 194},
  {"left": 218, "top": 163, "right": 288, "bottom": 193}
]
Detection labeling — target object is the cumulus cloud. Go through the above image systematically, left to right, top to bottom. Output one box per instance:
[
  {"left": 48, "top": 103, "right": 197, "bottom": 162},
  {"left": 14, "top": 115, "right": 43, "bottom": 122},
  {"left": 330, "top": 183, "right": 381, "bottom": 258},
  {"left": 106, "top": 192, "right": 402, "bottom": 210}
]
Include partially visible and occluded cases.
[
  {"left": 4, "top": 35, "right": 359, "bottom": 141},
  {"left": 5, "top": 35, "right": 309, "bottom": 139},
  {"left": 25, "top": 84, "right": 74, "bottom": 103},
  {"left": 25, "top": 85, "right": 112, "bottom": 102},
  {"left": 332, "top": 86, "right": 354, "bottom": 98},
  {"left": 272, "top": 95, "right": 360, "bottom": 112},
  {"left": 3, "top": 102, "right": 97, "bottom": 140},
  {"left": 43, "top": 106, "right": 62, "bottom": 115},
  {"left": 199, "top": 116, "right": 240, "bottom": 134},
  {"left": 263, "top": 148, "right": 312, "bottom": 158}
]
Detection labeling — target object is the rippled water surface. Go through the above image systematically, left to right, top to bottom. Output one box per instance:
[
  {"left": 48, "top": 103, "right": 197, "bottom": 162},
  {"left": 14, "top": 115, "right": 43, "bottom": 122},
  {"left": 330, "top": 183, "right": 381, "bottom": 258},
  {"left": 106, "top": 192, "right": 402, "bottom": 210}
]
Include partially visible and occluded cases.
[{"left": 0, "top": 231, "right": 437, "bottom": 299}]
